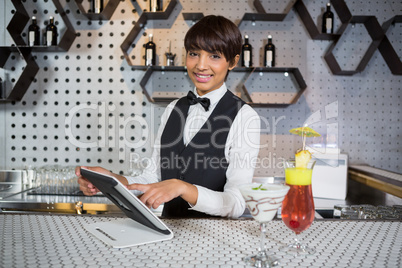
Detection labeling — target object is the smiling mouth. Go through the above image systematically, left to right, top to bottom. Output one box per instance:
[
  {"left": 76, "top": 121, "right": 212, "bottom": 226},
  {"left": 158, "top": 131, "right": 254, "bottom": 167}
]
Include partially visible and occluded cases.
[
  {"left": 194, "top": 73, "right": 213, "bottom": 82},
  {"left": 195, "top": 73, "right": 212, "bottom": 78}
]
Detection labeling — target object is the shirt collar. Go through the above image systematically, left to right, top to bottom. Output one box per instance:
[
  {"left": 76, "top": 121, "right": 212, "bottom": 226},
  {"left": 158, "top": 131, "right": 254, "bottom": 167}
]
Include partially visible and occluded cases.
[{"left": 193, "top": 83, "right": 227, "bottom": 109}]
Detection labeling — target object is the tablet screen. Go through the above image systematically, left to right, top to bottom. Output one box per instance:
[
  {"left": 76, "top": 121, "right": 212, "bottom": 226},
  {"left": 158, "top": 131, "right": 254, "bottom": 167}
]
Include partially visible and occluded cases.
[{"left": 80, "top": 168, "right": 171, "bottom": 235}]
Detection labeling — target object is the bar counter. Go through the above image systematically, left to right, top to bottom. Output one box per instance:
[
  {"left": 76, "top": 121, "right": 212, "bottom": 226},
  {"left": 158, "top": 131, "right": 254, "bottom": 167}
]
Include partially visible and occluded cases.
[
  {"left": 1, "top": 177, "right": 401, "bottom": 267},
  {"left": 1, "top": 213, "right": 401, "bottom": 267}
]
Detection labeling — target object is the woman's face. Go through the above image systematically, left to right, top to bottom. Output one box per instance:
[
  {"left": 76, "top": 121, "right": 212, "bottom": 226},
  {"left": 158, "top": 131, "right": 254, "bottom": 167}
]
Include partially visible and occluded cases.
[{"left": 186, "top": 49, "right": 238, "bottom": 96}]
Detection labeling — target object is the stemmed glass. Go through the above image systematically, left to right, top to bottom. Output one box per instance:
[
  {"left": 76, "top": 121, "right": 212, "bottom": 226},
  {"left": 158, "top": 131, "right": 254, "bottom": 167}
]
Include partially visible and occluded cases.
[
  {"left": 280, "top": 159, "right": 316, "bottom": 256},
  {"left": 239, "top": 183, "right": 290, "bottom": 267}
]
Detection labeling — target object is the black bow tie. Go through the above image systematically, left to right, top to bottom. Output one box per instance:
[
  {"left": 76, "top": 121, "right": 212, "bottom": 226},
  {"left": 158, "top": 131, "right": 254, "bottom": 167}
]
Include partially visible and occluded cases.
[{"left": 187, "top": 91, "right": 210, "bottom": 111}]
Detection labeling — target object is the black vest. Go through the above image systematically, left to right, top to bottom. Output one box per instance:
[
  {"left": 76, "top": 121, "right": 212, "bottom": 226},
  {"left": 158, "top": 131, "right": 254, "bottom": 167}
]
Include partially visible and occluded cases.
[{"left": 160, "top": 90, "right": 245, "bottom": 217}]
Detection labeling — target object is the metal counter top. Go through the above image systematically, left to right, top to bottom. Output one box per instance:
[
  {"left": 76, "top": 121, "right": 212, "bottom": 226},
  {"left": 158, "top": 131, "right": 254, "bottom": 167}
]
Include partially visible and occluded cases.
[
  {"left": 0, "top": 190, "right": 121, "bottom": 215},
  {"left": 0, "top": 214, "right": 400, "bottom": 267}
]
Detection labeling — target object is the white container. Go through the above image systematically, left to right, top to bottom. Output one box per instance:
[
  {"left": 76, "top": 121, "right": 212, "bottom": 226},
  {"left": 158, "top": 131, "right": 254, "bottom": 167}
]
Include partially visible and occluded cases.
[{"left": 312, "top": 153, "right": 348, "bottom": 200}]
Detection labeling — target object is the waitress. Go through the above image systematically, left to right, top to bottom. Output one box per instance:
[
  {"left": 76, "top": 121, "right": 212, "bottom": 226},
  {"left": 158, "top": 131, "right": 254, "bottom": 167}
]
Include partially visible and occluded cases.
[{"left": 76, "top": 15, "right": 261, "bottom": 218}]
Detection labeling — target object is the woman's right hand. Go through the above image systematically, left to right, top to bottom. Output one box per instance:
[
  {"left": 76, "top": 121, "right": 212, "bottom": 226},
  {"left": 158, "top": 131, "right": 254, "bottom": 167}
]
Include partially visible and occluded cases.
[{"left": 75, "top": 166, "right": 127, "bottom": 196}]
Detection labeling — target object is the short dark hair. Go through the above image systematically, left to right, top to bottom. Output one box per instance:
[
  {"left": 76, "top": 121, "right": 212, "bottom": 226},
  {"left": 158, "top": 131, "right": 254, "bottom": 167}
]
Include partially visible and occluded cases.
[{"left": 184, "top": 15, "right": 242, "bottom": 66}]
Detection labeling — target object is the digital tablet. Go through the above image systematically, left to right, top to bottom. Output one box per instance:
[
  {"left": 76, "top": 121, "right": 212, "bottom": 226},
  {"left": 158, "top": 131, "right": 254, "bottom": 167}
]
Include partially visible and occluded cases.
[{"left": 80, "top": 168, "right": 173, "bottom": 248}]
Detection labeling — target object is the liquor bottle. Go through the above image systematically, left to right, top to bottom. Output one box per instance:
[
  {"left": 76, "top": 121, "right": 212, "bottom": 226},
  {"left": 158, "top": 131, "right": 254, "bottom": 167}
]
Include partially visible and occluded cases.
[
  {"left": 92, "top": 0, "right": 104, "bottom": 14},
  {"left": 150, "top": 0, "right": 162, "bottom": 12},
  {"left": 322, "top": 3, "right": 334, "bottom": 34},
  {"left": 28, "top": 16, "right": 40, "bottom": 46},
  {"left": 45, "top": 16, "right": 58, "bottom": 46},
  {"left": 145, "top": 34, "right": 156, "bottom": 66},
  {"left": 241, "top": 35, "right": 252, "bottom": 68},
  {"left": 264, "top": 35, "right": 275, "bottom": 67},
  {"left": 165, "top": 40, "right": 176, "bottom": 66},
  {"left": 0, "top": 78, "right": 3, "bottom": 99}
]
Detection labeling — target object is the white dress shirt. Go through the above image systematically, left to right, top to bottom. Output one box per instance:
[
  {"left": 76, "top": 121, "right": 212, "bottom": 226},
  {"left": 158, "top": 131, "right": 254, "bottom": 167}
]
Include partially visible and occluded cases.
[{"left": 126, "top": 83, "right": 261, "bottom": 218}]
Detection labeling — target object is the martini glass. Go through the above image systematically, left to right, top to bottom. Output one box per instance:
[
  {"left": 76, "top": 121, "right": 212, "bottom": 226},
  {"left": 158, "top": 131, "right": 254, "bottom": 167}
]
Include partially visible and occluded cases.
[
  {"left": 280, "top": 159, "right": 316, "bottom": 256},
  {"left": 239, "top": 183, "right": 290, "bottom": 267}
]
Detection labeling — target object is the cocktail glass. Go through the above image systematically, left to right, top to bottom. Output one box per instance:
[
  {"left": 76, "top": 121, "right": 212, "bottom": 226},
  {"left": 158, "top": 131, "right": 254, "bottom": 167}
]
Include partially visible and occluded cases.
[
  {"left": 280, "top": 160, "right": 316, "bottom": 256},
  {"left": 239, "top": 183, "right": 290, "bottom": 267}
]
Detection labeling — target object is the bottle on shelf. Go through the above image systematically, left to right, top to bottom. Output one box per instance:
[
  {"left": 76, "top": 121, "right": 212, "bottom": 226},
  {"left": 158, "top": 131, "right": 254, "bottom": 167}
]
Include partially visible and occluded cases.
[
  {"left": 92, "top": 0, "right": 104, "bottom": 14},
  {"left": 149, "top": 0, "right": 162, "bottom": 12},
  {"left": 322, "top": 3, "right": 334, "bottom": 34},
  {"left": 28, "top": 16, "right": 40, "bottom": 46},
  {"left": 45, "top": 16, "right": 58, "bottom": 46},
  {"left": 145, "top": 34, "right": 156, "bottom": 66},
  {"left": 241, "top": 35, "right": 252, "bottom": 68},
  {"left": 264, "top": 35, "right": 275, "bottom": 67},
  {"left": 165, "top": 40, "right": 176, "bottom": 66},
  {"left": 0, "top": 78, "right": 3, "bottom": 99}
]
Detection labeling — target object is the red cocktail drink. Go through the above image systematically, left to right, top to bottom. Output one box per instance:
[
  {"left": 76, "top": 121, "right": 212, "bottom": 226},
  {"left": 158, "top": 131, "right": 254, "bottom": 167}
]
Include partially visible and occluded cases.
[
  {"left": 280, "top": 161, "right": 316, "bottom": 256},
  {"left": 281, "top": 184, "right": 315, "bottom": 234}
]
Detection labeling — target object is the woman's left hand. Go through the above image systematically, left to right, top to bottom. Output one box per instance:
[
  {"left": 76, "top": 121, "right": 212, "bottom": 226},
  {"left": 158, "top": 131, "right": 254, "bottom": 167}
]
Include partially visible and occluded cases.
[{"left": 127, "top": 179, "right": 198, "bottom": 209}]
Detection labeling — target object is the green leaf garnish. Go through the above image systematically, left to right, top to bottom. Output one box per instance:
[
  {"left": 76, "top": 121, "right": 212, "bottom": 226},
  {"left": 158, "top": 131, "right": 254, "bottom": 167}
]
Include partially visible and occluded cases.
[{"left": 252, "top": 184, "right": 267, "bottom": 191}]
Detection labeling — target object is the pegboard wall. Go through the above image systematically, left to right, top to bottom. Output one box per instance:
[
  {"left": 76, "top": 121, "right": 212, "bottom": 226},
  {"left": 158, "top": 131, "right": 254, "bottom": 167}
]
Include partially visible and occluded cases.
[{"left": 0, "top": 0, "right": 401, "bottom": 176}]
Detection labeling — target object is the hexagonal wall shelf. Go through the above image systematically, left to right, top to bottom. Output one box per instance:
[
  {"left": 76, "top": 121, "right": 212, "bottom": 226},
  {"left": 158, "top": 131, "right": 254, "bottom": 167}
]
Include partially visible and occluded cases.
[
  {"left": 1, "top": 0, "right": 76, "bottom": 102},
  {"left": 6, "top": 0, "right": 29, "bottom": 48},
  {"left": 7, "top": 0, "right": 77, "bottom": 52},
  {"left": 74, "top": 0, "right": 120, "bottom": 20},
  {"left": 121, "top": 0, "right": 178, "bottom": 66},
  {"left": 183, "top": 0, "right": 292, "bottom": 25},
  {"left": 241, "top": 0, "right": 288, "bottom": 22},
  {"left": 294, "top": 0, "right": 351, "bottom": 40},
  {"left": 182, "top": 12, "right": 204, "bottom": 23},
  {"left": 378, "top": 15, "right": 402, "bottom": 75},
  {"left": 324, "top": 16, "right": 385, "bottom": 75},
  {"left": 0, "top": 47, "right": 39, "bottom": 102},
  {"left": 139, "top": 66, "right": 189, "bottom": 103},
  {"left": 139, "top": 66, "right": 253, "bottom": 104},
  {"left": 242, "top": 67, "right": 307, "bottom": 107}
]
